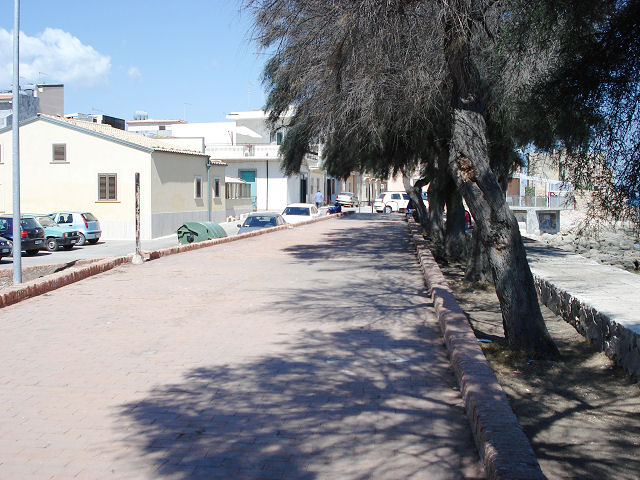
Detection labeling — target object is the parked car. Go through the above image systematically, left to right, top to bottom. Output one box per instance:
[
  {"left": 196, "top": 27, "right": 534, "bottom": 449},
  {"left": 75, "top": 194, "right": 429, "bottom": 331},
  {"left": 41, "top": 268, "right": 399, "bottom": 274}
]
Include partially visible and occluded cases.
[
  {"left": 374, "top": 191, "right": 411, "bottom": 213},
  {"left": 336, "top": 192, "right": 359, "bottom": 207},
  {"left": 281, "top": 203, "right": 321, "bottom": 224},
  {"left": 47, "top": 211, "right": 101, "bottom": 246},
  {"left": 237, "top": 212, "right": 286, "bottom": 234},
  {"left": 24, "top": 214, "right": 81, "bottom": 251},
  {"left": 0, "top": 215, "right": 45, "bottom": 256},
  {"left": 0, "top": 236, "right": 11, "bottom": 260}
]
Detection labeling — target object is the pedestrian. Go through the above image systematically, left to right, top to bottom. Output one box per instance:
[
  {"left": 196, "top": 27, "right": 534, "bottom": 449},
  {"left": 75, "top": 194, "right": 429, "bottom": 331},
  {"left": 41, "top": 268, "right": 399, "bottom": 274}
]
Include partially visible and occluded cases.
[{"left": 314, "top": 190, "right": 323, "bottom": 207}]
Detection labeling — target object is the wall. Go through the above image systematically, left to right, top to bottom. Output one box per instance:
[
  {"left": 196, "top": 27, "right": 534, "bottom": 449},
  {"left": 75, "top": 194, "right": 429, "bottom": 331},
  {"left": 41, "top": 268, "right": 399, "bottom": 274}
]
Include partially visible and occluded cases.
[
  {"left": 0, "top": 119, "right": 155, "bottom": 240},
  {"left": 149, "top": 151, "right": 222, "bottom": 237}
]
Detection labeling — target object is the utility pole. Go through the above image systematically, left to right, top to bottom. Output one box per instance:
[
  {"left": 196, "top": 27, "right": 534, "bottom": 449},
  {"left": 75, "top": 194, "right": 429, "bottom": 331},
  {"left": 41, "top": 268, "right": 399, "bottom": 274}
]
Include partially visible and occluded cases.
[
  {"left": 12, "top": 0, "right": 22, "bottom": 284},
  {"left": 132, "top": 173, "right": 144, "bottom": 265}
]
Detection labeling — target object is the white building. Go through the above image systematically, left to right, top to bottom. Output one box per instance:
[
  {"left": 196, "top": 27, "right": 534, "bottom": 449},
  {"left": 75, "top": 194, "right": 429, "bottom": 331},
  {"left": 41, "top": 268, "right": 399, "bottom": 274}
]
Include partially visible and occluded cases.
[
  {"left": 128, "top": 110, "right": 325, "bottom": 212},
  {"left": 0, "top": 114, "right": 228, "bottom": 240}
]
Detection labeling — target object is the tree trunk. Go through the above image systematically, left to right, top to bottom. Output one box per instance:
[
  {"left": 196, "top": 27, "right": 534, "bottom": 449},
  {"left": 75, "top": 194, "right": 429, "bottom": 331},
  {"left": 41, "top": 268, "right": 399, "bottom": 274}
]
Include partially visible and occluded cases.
[
  {"left": 448, "top": 104, "right": 558, "bottom": 357},
  {"left": 425, "top": 172, "right": 446, "bottom": 244},
  {"left": 402, "top": 175, "right": 429, "bottom": 230},
  {"left": 444, "top": 187, "right": 467, "bottom": 260},
  {"left": 465, "top": 222, "right": 492, "bottom": 283}
]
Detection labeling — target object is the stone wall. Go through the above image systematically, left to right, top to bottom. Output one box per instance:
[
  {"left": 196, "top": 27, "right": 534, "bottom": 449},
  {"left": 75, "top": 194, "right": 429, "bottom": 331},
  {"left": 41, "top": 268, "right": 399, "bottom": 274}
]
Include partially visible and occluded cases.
[{"left": 534, "top": 275, "right": 640, "bottom": 379}]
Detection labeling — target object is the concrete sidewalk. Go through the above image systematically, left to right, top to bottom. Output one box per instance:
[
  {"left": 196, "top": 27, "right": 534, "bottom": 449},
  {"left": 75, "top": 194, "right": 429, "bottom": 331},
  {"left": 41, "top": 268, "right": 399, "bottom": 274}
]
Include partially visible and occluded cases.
[
  {"left": 0, "top": 214, "right": 482, "bottom": 479},
  {"left": 525, "top": 239, "right": 640, "bottom": 376}
]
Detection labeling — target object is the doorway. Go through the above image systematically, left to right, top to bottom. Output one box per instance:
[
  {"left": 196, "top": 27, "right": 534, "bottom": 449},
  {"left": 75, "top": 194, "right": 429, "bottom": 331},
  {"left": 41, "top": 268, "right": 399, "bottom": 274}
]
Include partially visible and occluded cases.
[{"left": 239, "top": 170, "right": 257, "bottom": 210}]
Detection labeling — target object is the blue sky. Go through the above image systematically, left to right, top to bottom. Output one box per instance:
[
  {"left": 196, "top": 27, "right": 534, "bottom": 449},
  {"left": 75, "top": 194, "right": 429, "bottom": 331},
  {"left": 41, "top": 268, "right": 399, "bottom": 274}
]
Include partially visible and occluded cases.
[{"left": 0, "top": 0, "right": 268, "bottom": 122}]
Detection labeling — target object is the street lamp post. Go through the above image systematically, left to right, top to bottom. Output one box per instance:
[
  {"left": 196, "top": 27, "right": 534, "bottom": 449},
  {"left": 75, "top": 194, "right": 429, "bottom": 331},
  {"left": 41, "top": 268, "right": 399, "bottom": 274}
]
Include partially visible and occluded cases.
[{"left": 12, "top": 0, "right": 22, "bottom": 284}]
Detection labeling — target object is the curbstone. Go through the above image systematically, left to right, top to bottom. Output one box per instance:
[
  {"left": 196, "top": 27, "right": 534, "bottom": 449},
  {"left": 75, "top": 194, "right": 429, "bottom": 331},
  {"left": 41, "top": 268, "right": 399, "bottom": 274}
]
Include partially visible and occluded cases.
[{"left": 407, "top": 218, "right": 546, "bottom": 480}]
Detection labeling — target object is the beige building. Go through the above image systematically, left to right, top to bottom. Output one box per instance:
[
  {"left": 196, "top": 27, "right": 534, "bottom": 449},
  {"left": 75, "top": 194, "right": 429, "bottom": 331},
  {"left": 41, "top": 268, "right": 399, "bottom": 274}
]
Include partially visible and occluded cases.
[{"left": 0, "top": 114, "right": 227, "bottom": 240}]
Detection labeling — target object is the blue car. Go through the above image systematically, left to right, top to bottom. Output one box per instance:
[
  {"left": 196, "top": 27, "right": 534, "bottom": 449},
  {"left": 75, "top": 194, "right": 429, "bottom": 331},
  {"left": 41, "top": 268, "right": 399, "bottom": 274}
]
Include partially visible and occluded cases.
[{"left": 47, "top": 211, "right": 101, "bottom": 246}]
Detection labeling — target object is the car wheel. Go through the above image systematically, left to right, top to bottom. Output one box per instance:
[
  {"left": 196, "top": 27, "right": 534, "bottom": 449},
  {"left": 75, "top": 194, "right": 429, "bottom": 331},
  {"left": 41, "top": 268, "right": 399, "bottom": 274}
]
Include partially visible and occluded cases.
[
  {"left": 384, "top": 205, "right": 393, "bottom": 213},
  {"left": 76, "top": 233, "right": 86, "bottom": 246},
  {"left": 45, "top": 238, "right": 58, "bottom": 252},
  {"left": 87, "top": 239, "right": 99, "bottom": 245},
  {"left": 26, "top": 249, "right": 39, "bottom": 256}
]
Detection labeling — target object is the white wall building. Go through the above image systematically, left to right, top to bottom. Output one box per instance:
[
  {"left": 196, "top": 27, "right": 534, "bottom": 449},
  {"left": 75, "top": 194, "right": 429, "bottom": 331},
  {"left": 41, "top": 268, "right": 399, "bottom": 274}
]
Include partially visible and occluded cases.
[{"left": 0, "top": 114, "right": 227, "bottom": 240}]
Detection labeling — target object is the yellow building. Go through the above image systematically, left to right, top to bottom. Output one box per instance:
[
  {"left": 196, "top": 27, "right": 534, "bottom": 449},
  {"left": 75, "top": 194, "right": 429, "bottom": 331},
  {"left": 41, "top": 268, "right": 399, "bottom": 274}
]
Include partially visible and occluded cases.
[{"left": 0, "top": 114, "right": 227, "bottom": 240}]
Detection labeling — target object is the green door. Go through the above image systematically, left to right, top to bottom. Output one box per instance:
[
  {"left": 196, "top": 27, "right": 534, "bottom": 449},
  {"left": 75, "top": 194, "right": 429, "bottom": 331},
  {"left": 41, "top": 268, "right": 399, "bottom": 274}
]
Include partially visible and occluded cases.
[{"left": 240, "top": 170, "right": 257, "bottom": 210}]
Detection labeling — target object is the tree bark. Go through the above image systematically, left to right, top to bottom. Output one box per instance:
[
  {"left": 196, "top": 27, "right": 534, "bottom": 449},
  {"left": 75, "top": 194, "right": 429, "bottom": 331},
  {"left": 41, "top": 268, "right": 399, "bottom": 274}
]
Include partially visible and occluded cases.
[
  {"left": 448, "top": 104, "right": 558, "bottom": 357},
  {"left": 402, "top": 174, "right": 429, "bottom": 229},
  {"left": 444, "top": 186, "right": 467, "bottom": 260},
  {"left": 465, "top": 222, "right": 492, "bottom": 283}
]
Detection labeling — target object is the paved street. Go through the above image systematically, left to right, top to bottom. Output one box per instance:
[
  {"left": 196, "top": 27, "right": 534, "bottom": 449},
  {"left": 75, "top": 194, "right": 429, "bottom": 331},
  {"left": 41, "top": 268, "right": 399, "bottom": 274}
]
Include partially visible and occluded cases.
[
  {"left": 0, "top": 207, "right": 369, "bottom": 270},
  {"left": 0, "top": 214, "right": 481, "bottom": 479}
]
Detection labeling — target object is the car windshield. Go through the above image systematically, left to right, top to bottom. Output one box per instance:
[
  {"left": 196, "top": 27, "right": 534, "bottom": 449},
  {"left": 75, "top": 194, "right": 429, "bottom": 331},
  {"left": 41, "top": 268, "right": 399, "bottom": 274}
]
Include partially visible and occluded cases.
[
  {"left": 377, "top": 193, "right": 385, "bottom": 199},
  {"left": 283, "top": 207, "right": 310, "bottom": 216},
  {"left": 82, "top": 212, "right": 98, "bottom": 222},
  {"left": 244, "top": 215, "right": 277, "bottom": 227},
  {"left": 36, "top": 216, "right": 55, "bottom": 227}
]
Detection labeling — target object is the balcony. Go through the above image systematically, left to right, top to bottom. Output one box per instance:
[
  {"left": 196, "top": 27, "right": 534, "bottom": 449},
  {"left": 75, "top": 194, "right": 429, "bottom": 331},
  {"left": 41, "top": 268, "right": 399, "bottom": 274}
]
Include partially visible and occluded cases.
[{"left": 206, "top": 144, "right": 281, "bottom": 159}]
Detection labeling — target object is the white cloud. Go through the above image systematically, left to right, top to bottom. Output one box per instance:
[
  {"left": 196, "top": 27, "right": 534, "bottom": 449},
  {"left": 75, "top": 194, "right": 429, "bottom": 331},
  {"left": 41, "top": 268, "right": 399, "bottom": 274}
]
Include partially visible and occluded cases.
[
  {"left": 0, "top": 28, "right": 111, "bottom": 88},
  {"left": 127, "top": 66, "right": 142, "bottom": 81}
]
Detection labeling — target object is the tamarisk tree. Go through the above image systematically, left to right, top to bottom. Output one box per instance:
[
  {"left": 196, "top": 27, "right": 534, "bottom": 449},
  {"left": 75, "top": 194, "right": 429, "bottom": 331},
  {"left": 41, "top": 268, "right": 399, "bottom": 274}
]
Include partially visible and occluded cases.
[{"left": 246, "top": 0, "right": 559, "bottom": 357}]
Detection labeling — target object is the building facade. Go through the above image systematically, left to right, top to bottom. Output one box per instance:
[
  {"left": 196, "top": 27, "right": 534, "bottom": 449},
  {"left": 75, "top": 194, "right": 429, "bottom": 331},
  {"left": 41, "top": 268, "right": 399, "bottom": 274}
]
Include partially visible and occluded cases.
[{"left": 0, "top": 115, "right": 227, "bottom": 240}]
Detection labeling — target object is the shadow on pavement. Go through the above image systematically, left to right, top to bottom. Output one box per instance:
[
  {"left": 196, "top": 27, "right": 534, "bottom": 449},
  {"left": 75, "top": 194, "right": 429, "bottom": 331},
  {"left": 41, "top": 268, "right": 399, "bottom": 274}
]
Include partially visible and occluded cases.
[
  {"left": 116, "top": 215, "right": 481, "bottom": 478},
  {"left": 117, "top": 328, "right": 477, "bottom": 479}
]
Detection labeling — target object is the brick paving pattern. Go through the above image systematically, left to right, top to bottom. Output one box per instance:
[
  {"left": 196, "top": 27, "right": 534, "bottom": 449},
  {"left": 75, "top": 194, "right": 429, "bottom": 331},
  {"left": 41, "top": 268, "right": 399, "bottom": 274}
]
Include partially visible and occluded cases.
[{"left": 0, "top": 214, "right": 482, "bottom": 479}]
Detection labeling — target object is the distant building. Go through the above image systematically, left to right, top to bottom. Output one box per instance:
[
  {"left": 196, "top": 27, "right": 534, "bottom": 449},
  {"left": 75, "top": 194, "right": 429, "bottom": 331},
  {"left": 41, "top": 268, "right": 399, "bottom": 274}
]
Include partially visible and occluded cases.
[
  {"left": 0, "top": 83, "right": 64, "bottom": 128},
  {"left": 65, "top": 113, "right": 126, "bottom": 130}
]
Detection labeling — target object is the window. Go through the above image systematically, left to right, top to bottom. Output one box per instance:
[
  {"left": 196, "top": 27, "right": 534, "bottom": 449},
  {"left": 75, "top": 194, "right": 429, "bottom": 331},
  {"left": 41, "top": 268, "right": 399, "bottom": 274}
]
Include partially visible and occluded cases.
[
  {"left": 276, "top": 131, "right": 283, "bottom": 145},
  {"left": 52, "top": 144, "right": 67, "bottom": 163},
  {"left": 98, "top": 173, "right": 117, "bottom": 201},
  {"left": 194, "top": 176, "right": 203, "bottom": 199},
  {"left": 213, "top": 178, "right": 221, "bottom": 198},
  {"left": 225, "top": 182, "right": 251, "bottom": 199}
]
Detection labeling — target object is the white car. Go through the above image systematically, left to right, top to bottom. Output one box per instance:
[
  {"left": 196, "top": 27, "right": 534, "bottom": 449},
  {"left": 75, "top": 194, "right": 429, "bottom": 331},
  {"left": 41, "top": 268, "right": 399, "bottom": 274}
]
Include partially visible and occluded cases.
[
  {"left": 374, "top": 191, "right": 411, "bottom": 213},
  {"left": 336, "top": 192, "right": 359, "bottom": 207},
  {"left": 282, "top": 203, "right": 321, "bottom": 224}
]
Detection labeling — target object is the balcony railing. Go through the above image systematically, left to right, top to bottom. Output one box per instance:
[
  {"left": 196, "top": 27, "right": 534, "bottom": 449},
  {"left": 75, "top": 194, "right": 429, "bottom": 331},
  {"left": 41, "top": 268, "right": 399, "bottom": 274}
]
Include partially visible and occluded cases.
[
  {"left": 206, "top": 144, "right": 281, "bottom": 159},
  {"left": 506, "top": 193, "right": 574, "bottom": 209}
]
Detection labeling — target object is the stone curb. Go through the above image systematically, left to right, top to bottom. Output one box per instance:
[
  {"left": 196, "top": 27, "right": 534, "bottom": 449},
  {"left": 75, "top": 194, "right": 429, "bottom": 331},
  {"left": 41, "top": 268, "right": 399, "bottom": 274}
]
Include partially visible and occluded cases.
[
  {"left": 0, "top": 213, "right": 342, "bottom": 309},
  {"left": 407, "top": 219, "right": 546, "bottom": 480},
  {"left": 0, "top": 256, "right": 131, "bottom": 309}
]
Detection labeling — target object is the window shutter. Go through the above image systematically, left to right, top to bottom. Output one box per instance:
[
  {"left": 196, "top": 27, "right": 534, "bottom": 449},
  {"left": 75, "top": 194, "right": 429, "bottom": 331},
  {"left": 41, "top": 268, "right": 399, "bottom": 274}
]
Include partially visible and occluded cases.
[{"left": 53, "top": 144, "right": 66, "bottom": 162}]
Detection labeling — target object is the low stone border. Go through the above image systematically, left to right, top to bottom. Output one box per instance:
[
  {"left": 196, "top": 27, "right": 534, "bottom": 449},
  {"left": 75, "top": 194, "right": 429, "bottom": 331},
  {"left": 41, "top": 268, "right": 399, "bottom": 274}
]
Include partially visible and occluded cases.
[
  {"left": 0, "top": 213, "right": 342, "bottom": 309},
  {"left": 407, "top": 219, "right": 546, "bottom": 480},
  {"left": 0, "top": 256, "right": 131, "bottom": 308},
  {"left": 534, "top": 276, "right": 640, "bottom": 379}
]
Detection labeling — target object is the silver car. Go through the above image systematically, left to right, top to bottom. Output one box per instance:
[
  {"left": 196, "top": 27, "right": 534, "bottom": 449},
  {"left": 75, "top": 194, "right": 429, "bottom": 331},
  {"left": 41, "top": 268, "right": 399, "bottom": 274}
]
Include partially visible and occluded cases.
[{"left": 47, "top": 211, "right": 102, "bottom": 246}]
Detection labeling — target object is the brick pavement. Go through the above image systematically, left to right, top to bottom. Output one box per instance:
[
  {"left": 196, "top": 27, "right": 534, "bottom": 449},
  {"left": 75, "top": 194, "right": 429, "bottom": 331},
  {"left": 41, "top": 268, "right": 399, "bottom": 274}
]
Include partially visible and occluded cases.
[{"left": 0, "top": 214, "right": 483, "bottom": 479}]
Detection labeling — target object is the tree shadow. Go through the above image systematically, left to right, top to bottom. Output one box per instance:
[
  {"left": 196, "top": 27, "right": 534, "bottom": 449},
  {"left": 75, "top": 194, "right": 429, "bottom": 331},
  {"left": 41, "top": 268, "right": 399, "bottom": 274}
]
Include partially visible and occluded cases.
[
  {"left": 115, "top": 216, "right": 483, "bottom": 478},
  {"left": 116, "top": 327, "right": 482, "bottom": 479}
]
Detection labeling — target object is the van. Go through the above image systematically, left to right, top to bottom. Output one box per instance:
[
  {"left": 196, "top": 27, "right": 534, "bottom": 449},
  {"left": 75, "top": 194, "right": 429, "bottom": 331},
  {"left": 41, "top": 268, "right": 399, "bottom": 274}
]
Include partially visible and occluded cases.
[{"left": 374, "top": 192, "right": 411, "bottom": 213}]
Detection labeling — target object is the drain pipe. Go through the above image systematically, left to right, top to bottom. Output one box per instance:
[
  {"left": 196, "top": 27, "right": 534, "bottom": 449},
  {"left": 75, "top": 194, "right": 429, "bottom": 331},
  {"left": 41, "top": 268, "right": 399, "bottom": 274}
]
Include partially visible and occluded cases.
[
  {"left": 206, "top": 158, "right": 212, "bottom": 221},
  {"left": 266, "top": 159, "right": 269, "bottom": 210}
]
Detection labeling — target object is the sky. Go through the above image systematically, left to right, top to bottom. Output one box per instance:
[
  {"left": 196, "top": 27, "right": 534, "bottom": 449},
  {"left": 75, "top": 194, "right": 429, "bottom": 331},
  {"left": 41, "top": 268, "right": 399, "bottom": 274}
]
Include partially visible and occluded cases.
[{"left": 0, "top": 0, "right": 269, "bottom": 123}]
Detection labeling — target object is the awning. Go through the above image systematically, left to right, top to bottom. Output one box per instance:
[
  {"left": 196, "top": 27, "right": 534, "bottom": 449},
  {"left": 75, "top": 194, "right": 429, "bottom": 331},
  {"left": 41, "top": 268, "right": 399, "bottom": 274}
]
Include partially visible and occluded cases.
[
  {"left": 235, "top": 125, "right": 263, "bottom": 139},
  {"left": 225, "top": 176, "right": 247, "bottom": 184}
]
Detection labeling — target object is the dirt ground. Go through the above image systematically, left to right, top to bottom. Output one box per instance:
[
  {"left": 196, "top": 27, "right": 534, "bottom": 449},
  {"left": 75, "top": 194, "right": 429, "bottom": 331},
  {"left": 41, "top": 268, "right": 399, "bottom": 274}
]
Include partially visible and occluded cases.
[{"left": 438, "top": 260, "right": 640, "bottom": 480}]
